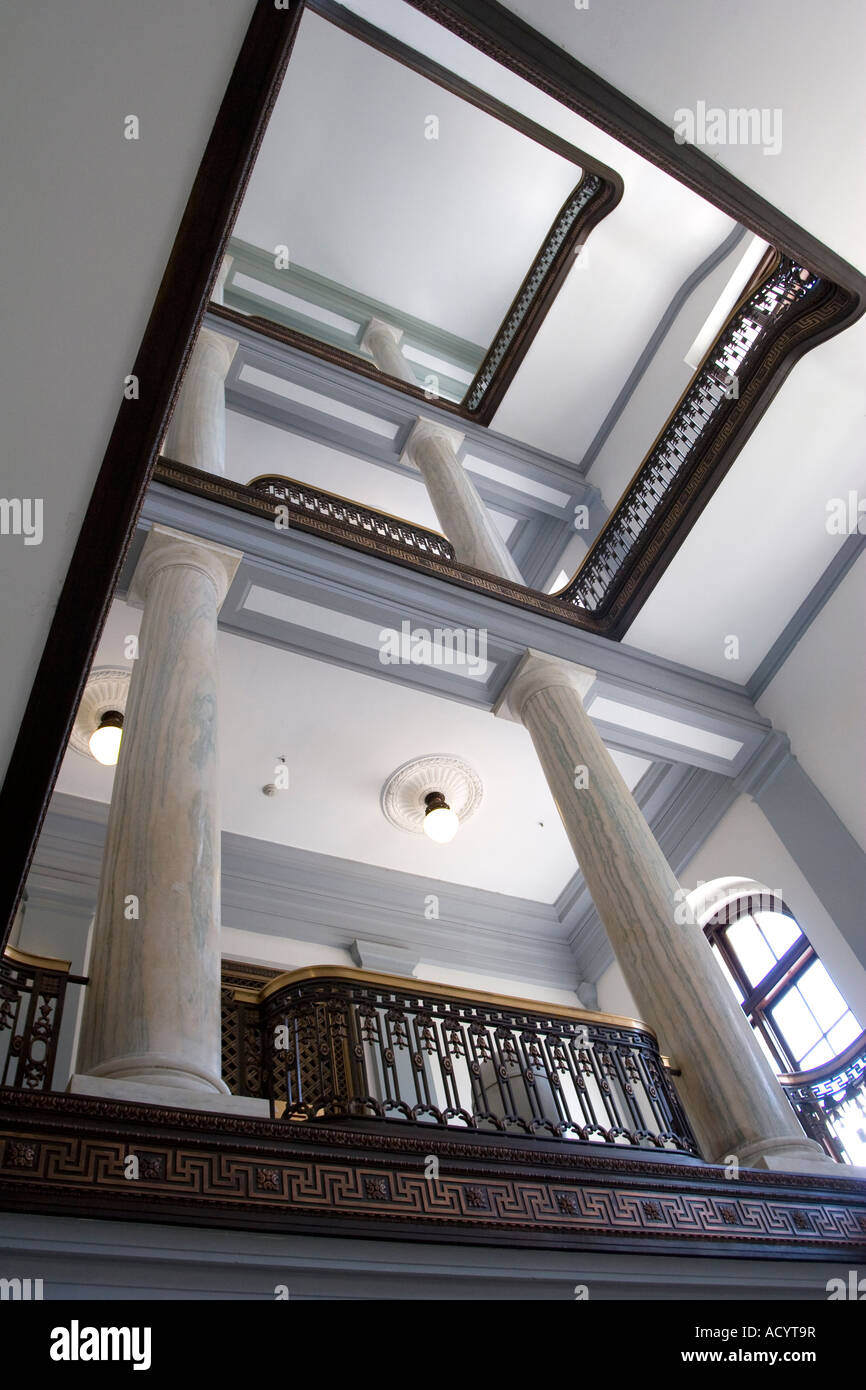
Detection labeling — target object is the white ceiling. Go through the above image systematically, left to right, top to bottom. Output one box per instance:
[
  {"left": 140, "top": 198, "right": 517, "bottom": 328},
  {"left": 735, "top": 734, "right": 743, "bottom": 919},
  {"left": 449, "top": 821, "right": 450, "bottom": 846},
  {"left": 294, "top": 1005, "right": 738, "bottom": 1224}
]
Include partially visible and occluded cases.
[
  {"left": 324, "top": 0, "right": 866, "bottom": 687},
  {"left": 233, "top": 2, "right": 736, "bottom": 468},
  {"left": 235, "top": 8, "right": 580, "bottom": 347},
  {"left": 58, "top": 599, "right": 650, "bottom": 903}
]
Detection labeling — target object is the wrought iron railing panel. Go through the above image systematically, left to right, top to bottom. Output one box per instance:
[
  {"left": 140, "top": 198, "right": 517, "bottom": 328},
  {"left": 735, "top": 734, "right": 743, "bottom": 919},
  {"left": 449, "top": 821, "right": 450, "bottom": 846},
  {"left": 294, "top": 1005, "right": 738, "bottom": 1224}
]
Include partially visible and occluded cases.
[
  {"left": 465, "top": 173, "right": 602, "bottom": 414},
  {"left": 562, "top": 256, "right": 823, "bottom": 616},
  {"left": 251, "top": 476, "right": 457, "bottom": 562},
  {"left": 0, "top": 951, "right": 85, "bottom": 1091},
  {"left": 248, "top": 972, "right": 699, "bottom": 1155},
  {"left": 780, "top": 1032, "right": 866, "bottom": 1166}
]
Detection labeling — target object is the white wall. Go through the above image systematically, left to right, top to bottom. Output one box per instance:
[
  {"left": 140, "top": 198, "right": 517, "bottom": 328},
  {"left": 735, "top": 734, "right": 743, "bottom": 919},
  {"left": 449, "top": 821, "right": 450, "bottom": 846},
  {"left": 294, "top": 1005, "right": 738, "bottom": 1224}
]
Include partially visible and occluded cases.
[
  {"left": 0, "top": 1, "right": 252, "bottom": 793},
  {"left": 757, "top": 547, "right": 866, "bottom": 852},
  {"left": 220, "top": 925, "right": 582, "bottom": 1010}
]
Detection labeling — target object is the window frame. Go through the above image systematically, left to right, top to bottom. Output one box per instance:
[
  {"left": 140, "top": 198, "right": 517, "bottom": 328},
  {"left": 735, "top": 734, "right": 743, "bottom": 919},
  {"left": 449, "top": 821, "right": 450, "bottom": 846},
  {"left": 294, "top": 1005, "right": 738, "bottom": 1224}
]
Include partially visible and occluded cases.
[{"left": 703, "top": 895, "right": 856, "bottom": 1073}]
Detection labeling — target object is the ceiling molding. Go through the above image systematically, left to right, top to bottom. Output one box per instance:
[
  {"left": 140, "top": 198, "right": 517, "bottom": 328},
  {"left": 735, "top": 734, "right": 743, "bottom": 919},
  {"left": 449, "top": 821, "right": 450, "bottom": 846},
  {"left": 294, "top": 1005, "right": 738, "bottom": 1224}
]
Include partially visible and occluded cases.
[
  {"left": 218, "top": 308, "right": 606, "bottom": 513},
  {"left": 130, "top": 479, "right": 771, "bottom": 774},
  {"left": 747, "top": 533, "right": 866, "bottom": 701},
  {"left": 34, "top": 793, "right": 575, "bottom": 992}
]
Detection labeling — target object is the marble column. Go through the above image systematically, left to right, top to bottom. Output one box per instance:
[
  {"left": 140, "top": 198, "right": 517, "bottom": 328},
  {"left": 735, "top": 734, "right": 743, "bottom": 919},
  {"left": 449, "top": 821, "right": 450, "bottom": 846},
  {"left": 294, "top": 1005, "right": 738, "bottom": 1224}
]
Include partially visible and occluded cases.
[
  {"left": 361, "top": 316, "right": 417, "bottom": 385},
  {"left": 162, "top": 326, "right": 237, "bottom": 475},
  {"left": 402, "top": 417, "right": 525, "bottom": 584},
  {"left": 72, "top": 525, "right": 262, "bottom": 1114},
  {"left": 496, "top": 649, "right": 827, "bottom": 1172}
]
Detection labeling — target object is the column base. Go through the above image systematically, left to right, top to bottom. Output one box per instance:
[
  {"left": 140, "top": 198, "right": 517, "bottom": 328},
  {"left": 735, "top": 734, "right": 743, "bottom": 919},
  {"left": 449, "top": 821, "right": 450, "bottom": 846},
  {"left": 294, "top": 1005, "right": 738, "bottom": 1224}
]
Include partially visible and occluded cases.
[
  {"left": 81, "top": 1051, "right": 230, "bottom": 1094},
  {"left": 68, "top": 1074, "right": 271, "bottom": 1119},
  {"left": 733, "top": 1134, "right": 842, "bottom": 1176}
]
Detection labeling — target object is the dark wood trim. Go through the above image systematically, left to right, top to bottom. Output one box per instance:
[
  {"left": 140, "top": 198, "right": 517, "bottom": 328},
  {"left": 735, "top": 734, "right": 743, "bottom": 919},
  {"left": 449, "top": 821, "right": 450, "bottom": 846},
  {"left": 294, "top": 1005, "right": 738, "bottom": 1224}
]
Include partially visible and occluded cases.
[
  {"left": 0, "top": 0, "right": 306, "bottom": 948},
  {"left": 465, "top": 172, "right": 619, "bottom": 421},
  {"left": 581, "top": 270, "right": 855, "bottom": 638},
  {"left": 152, "top": 457, "right": 616, "bottom": 636},
  {"left": 2, "top": 1089, "right": 864, "bottom": 1258}
]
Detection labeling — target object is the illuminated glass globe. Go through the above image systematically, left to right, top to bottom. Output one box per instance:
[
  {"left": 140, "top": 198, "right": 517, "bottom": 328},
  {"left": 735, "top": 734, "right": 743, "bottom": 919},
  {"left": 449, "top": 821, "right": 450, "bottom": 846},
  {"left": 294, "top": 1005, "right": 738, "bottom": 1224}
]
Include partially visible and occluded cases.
[
  {"left": 89, "top": 710, "right": 123, "bottom": 766},
  {"left": 422, "top": 791, "right": 459, "bottom": 844}
]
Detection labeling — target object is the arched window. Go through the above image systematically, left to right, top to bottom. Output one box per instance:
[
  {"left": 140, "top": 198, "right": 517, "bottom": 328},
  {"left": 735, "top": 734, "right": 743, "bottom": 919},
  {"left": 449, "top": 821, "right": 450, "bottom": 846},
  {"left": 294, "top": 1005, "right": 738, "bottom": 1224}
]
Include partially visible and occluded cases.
[{"left": 703, "top": 893, "right": 862, "bottom": 1075}]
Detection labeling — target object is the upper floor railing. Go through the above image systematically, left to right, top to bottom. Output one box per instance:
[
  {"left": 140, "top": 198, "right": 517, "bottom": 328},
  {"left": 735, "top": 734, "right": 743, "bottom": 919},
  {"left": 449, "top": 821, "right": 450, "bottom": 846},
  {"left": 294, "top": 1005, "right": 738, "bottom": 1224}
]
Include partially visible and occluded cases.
[
  {"left": 223, "top": 236, "right": 485, "bottom": 406},
  {"left": 175, "top": 243, "right": 841, "bottom": 643},
  {"left": 559, "top": 255, "right": 824, "bottom": 620},
  {"left": 251, "top": 475, "right": 457, "bottom": 564},
  {"left": 3, "top": 942, "right": 859, "bottom": 1169},
  {"left": 0, "top": 947, "right": 87, "bottom": 1091},
  {"left": 222, "top": 964, "right": 701, "bottom": 1157},
  {"left": 780, "top": 1030, "right": 866, "bottom": 1167}
]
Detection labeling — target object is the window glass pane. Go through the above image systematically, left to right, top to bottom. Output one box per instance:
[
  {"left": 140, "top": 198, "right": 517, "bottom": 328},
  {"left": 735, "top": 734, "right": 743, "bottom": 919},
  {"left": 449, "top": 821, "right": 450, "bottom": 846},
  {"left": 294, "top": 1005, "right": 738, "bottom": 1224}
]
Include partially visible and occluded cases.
[
  {"left": 753, "top": 909, "right": 801, "bottom": 961},
  {"left": 726, "top": 916, "right": 775, "bottom": 987},
  {"left": 711, "top": 944, "right": 744, "bottom": 1003},
  {"left": 797, "top": 960, "right": 847, "bottom": 1032},
  {"left": 770, "top": 988, "right": 821, "bottom": 1063},
  {"left": 827, "top": 1011, "right": 860, "bottom": 1057},
  {"left": 799, "top": 1037, "right": 834, "bottom": 1071}
]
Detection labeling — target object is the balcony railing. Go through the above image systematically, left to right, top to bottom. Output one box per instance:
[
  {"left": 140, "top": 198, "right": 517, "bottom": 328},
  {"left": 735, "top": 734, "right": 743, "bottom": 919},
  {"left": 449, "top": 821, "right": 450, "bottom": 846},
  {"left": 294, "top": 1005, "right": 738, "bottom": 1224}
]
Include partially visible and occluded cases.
[
  {"left": 186, "top": 235, "right": 852, "bottom": 641},
  {"left": 560, "top": 255, "right": 823, "bottom": 619},
  {"left": 250, "top": 475, "right": 457, "bottom": 564},
  {"left": 4, "top": 944, "right": 859, "bottom": 1171},
  {"left": 0, "top": 947, "right": 87, "bottom": 1091},
  {"left": 223, "top": 966, "right": 701, "bottom": 1158},
  {"left": 780, "top": 1031, "right": 866, "bottom": 1166}
]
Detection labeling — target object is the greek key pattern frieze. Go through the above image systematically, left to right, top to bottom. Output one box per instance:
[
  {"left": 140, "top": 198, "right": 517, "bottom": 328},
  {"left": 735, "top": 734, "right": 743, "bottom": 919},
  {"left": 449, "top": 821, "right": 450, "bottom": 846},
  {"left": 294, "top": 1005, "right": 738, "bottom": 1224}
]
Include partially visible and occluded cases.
[{"left": 1, "top": 1122, "right": 864, "bottom": 1256}]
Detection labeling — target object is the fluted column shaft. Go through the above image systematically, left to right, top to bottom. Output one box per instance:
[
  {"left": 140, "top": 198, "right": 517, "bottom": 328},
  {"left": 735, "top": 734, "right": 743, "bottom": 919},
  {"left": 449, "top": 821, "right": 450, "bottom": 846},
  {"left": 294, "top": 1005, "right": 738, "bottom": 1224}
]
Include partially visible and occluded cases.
[
  {"left": 163, "top": 327, "right": 237, "bottom": 475},
  {"left": 404, "top": 419, "right": 525, "bottom": 584},
  {"left": 76, "top": 526, "right": 241, "bottom": 1094},
  {"left": 498, "top": 651, "right": 825, "bottom": 1171}
]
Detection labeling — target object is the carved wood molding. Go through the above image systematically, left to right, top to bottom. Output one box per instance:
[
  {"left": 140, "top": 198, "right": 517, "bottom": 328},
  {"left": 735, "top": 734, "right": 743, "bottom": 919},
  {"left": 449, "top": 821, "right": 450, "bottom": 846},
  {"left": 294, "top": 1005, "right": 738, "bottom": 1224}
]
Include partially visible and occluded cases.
[{"left": 2, "top": 1090, "right": 864, "bottom": 1258}]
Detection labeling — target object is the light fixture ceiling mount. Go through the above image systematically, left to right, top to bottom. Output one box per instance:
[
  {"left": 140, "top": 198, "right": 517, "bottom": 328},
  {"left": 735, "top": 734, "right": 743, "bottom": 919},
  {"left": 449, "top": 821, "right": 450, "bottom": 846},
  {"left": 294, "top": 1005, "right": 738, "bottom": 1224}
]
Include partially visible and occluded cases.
[
  {"left": 69, "top": 667, "right": 132, "bottom": 767},
  {"left": 381, "top": 754, "right": 483, "bottom": 843}
]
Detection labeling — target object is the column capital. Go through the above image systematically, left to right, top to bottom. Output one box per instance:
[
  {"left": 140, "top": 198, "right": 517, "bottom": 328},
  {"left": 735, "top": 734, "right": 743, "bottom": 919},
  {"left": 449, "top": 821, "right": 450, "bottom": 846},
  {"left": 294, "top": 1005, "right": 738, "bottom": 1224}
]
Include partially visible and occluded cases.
[
  {"left": 212, "top": 254, "right": 234, "bottom": 306},
  {"left": 361, "top": 316, "right": 404, "bottom": 351},
  {"left": 194, "top": 325, "right": 239, "bottom": 377},
  {"left": 401, "top": 415, "right": 466, "bottom": 468},
  {"left": 129, "top": 525, "right": 242, "bottom": 611},
  {"left": 494, "top": 649, "right": 597, "bottom": 723},
  {"left": 734, "top": 728, "right": 792, "bottom": 800}
]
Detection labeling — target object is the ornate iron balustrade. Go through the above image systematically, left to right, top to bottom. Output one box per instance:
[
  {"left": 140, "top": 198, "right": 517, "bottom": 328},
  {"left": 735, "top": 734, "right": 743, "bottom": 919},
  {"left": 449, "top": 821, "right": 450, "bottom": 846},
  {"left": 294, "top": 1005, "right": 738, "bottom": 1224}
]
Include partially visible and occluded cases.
[
  {"left": 465, "top": 173, "right": 602, "bottom": 413},
  {"left": 192, "top": 227, "right": 854, "bottom": 641},
  {"left": 562, "top": 255, "right": 823, "bottom": 617},
  {"left": 250, "top": 475, "right": 457, "bottom": 563},
  {"left": 0, "top": 948, "right": 87, "bottom": 1091},
  {"left": 223, "top": 965, "right": 700, "bottom": 1157},
  {"left": 780, "top": 1032, "right": 866, "bottom": 1167}
]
